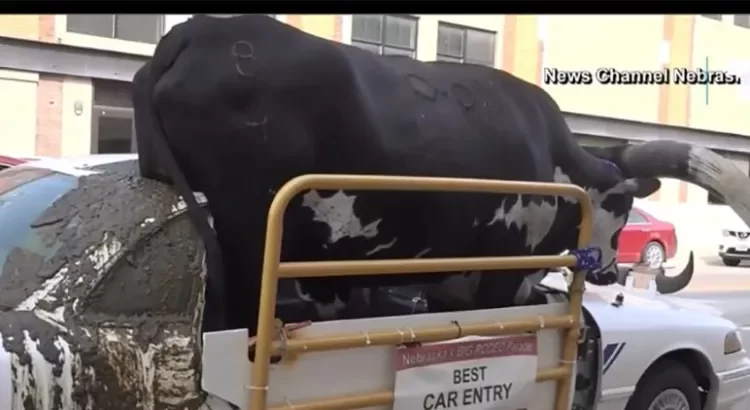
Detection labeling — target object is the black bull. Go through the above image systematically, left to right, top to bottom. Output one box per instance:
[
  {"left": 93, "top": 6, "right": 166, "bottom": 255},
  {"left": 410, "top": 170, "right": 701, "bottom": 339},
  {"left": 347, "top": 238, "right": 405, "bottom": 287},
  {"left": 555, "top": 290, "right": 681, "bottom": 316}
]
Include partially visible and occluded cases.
[{"left": 133, "top": 15, "right": 750, "bottom": 333}]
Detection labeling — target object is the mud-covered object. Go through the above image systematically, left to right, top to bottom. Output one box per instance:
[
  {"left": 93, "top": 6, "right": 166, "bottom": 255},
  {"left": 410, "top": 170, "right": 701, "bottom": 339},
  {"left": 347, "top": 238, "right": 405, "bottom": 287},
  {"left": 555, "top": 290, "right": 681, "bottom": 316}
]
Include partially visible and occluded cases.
[
  {"left": 134, "top": 15, "right": 750, "bottom": 336},
  {"left": 0, "top": 161, "right": 210, "bottom": 409}
]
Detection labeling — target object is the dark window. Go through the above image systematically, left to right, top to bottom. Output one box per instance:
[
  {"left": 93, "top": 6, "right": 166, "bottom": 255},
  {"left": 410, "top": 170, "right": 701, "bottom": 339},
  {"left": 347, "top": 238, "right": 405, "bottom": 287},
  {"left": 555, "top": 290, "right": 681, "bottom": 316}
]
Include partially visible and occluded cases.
[
  {"left": 67, "top": 14, "right": 164, "bottom": 43},
  {"left": 352, "top": 15, "right": 418, "bottom": 58},
  {"left": 701, "top": 15, "right": 723, "bottom": 21},
  {"left": 735, "top": 15, "right": 750, "bottom": 28},
  {"left": 437, "top": 23, "right": 496, "bottom": 67},
  {"left": 92, "top": 80, "right": 135, "bottom": 154},
  {"left": 93, "top": 111, "right": 135, "bottom": 154},
  {"left": 0, "top": 168, "right": 79, "bottom": 277},
  {"left": 627, "top": 210, "right": 648, "bottom": 225},
  {"left": 84, "top": 214, "right": 204, "bottom": 316}
]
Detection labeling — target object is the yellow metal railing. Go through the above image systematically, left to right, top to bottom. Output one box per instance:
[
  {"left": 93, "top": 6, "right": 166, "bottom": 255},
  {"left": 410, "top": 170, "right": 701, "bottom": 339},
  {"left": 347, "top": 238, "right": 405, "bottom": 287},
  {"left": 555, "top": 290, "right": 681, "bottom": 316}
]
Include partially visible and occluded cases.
[{"left": 248, "top": 174, "right": 595, "bottom": 410}]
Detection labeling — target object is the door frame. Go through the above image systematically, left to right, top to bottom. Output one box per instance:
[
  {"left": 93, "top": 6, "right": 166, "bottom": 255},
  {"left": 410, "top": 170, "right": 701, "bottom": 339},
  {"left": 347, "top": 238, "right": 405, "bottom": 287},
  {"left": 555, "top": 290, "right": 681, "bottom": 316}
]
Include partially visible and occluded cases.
[{"left": 90, "top": 105, "right": 135, "bottom": 154}]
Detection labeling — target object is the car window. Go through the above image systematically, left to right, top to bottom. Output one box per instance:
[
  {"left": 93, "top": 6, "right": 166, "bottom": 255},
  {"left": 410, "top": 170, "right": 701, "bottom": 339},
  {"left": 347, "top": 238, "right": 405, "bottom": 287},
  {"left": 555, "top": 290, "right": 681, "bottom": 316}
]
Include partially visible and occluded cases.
[
  {"left": 0, "top": 167, "right": 79, "bottom": 276},
  {"left": 627, "top": 210, "right": 648, "bottom": 224},
  {"left": 83, "top": 214, "right": 203, "bottom": 316}
]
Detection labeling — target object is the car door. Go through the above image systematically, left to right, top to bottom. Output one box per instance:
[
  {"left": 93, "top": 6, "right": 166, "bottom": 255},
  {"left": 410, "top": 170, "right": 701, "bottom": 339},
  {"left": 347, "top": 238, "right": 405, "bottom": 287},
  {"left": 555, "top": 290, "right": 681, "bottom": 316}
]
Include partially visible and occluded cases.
[{"left": 618, "top": 209, "right": 651, "bottom": 263}]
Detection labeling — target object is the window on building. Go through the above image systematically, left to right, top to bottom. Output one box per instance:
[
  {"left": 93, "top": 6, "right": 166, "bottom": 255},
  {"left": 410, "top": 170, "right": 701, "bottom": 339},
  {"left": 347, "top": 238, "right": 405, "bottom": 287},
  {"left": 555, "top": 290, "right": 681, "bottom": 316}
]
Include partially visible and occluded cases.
[
  {"left": 67, "top": 14, "right": 164, "bottom": 43},
  {"left": 351, "top": 15, "right": 418, "bottom": 58},
  {"left": 701, "top": 15, "right": 723, "bottom": 21},
  {"left": 735, "top": 15, "right": 750, "bottom": 28},
  {"left": 436, "top": 23, "right": 496, "bottom": 67},
  {"left": 92, "top": 80, "right": 135, "bottom": 154}
]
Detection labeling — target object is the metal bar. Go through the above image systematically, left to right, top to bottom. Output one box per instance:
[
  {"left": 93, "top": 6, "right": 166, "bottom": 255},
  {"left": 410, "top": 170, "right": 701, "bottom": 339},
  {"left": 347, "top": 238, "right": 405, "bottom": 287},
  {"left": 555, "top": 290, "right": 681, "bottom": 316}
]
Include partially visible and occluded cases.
[
  {"left": 0, "top": 36, "right": 148, "bottom": 82},
  {"left": 248, "top": 174, "right": 595, "bottom": 410},
  {"left": 278, "top": 254, "right": 579, "bottom": 278},
  {"left": 267, "top": 314, "right": 575, "bottom": 356}
]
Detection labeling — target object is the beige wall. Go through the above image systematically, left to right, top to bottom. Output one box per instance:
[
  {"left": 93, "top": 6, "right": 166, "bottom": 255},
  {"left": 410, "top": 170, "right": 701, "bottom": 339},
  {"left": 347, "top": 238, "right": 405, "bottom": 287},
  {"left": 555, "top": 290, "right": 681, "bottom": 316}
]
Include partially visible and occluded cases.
[
  {"left": 0, "top": 15, "right": 39, "bottom": 40},
  {"left": 543, "top": 16, "right": 664, "bottom": 122},
  {"left": 689, "top": 17, "right": 750, "bottom": 134},
  {"left": 0, "top": 69, "right": 38, "bottom": 156},
  {"left": 61, "top": 77, "right": 93, "bottom": 156}
]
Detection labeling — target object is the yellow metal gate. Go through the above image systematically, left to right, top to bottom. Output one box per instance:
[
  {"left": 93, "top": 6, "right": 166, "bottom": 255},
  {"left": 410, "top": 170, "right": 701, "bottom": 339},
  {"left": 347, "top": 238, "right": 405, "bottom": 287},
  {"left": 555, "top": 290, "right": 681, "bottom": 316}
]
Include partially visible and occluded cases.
[{"left": 247, "top": 174, "right": 595, "bottom": 410}]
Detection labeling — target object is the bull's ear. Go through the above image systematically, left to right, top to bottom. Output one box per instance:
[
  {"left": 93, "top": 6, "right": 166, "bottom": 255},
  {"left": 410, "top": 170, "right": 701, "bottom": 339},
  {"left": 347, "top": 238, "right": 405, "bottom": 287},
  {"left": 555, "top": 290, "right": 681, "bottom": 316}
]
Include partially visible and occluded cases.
[{"left": 623, "top": 177, "right": 661, "bottom": 198}]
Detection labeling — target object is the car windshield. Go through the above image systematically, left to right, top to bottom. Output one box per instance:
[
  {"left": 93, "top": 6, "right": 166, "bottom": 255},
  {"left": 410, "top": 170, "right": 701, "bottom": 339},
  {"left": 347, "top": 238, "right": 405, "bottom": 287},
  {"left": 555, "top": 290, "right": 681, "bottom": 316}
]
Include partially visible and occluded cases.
[{"left": 0, "top": 167, "right": 79, "bottom": 275}]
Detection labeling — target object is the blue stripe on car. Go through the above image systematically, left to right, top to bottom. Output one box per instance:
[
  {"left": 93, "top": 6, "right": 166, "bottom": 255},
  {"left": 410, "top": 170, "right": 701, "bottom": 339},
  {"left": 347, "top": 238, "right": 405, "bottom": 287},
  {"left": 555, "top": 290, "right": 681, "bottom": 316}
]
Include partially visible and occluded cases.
[{"left": 602, "top": 342, "right": 626, "bottom": 374}]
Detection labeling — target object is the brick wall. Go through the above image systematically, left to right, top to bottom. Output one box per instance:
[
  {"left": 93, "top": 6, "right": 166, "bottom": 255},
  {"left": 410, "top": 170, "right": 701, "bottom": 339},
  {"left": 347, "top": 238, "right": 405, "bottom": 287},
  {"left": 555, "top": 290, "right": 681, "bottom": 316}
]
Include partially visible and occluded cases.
[
  {"left": 38, "top": 15, "right": 56, "bottom": 42},
  {"left": 35, "top": 16, "right": 64, "bottom": 156},
  {"left": 333, "top": 16, "right": 342, "bottom": 42},
  {"left": 35, "top": 76, "right": 63, "bottom": 156}
]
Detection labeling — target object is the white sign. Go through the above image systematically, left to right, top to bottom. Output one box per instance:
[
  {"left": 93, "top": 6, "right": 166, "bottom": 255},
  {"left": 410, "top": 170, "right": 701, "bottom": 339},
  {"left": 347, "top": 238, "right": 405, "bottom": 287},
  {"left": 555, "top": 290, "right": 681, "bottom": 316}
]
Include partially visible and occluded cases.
[
  {"left": 737, "top": 245, "right": 748, "bottom": 252},
  {"left": 393, "top": 334, "right": 538, "bottom": 410}
]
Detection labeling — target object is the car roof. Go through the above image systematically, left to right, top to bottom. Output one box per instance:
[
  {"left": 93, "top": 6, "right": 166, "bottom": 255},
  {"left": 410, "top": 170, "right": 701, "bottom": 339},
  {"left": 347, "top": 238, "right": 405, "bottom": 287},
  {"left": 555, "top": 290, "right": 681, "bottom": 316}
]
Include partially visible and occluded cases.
[
  {"left": 0, "top": 154, "right": 30, "bottom": 166},
  {"left": 13, "top": 154, "right": 138, "bottom": 176}
]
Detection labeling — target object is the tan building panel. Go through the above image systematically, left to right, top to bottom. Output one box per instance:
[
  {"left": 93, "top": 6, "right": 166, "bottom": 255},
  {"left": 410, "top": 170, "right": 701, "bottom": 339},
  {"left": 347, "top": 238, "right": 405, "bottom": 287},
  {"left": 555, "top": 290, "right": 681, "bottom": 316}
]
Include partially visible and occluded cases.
[
  {"left": 0, "top": 15, "right": 39, "bottom": 41},
  {"left": 542, "top": 16, "right": 663, "bottom": 123},
  {"left": 689, "top": 17, "right": 750, "bottom": 135},
  {"left": 0, "top": 69, "right": 38, "bottom": 156},
  {"left": 61, "top": 77, "right": 94, "bottom": 156}
]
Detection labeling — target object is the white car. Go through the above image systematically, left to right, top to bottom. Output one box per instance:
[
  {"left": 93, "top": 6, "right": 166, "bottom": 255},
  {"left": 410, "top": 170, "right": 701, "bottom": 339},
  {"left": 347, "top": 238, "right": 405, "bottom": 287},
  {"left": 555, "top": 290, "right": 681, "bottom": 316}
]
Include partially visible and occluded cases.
[
  {"left": 1, "top": 155, "right": 749, "bottom": 410},
  {"left": 720, "top": 224, "right": 750, "bottom": 266},
  {"left": 539, "top": 272, "right": 750, "bottom": 410}
]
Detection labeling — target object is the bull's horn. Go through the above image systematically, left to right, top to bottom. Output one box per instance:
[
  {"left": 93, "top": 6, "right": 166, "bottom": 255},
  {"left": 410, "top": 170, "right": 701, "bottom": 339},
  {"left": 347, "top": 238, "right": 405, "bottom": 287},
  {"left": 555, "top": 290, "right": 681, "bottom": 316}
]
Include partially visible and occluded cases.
[
  {"left": 620, "top": 141, "right": 750, "bottom": 229},
  {"left": 655, "top": 251, "right": 694, "bottom": 294}
]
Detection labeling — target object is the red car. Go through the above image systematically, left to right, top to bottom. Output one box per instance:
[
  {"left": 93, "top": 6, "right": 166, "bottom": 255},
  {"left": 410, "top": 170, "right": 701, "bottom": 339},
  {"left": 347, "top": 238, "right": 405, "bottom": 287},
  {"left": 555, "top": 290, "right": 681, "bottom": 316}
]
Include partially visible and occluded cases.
[
  {"left": 0, "top": 154, "right": 26, "bottom": 170},
  {"left": 617, "top": 207, "right": 677, "bottom": 266}
]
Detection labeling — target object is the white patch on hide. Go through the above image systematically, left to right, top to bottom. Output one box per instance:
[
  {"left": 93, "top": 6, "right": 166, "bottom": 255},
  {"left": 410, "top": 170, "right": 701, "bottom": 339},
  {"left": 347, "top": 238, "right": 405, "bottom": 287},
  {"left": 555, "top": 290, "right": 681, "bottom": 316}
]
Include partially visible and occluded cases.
[
  {"left": 484, "top": 166, "right": 625, "bottom": 273},
  {"left": 486, "top": 167, "right": 572, "bottom": 251},
  {"left": 553, "top": 167, "right": 577, "bottom": 204},
  {"left": 302, "top": 190, "right": 382, "bottom": 244},
  {"left": 366, "top": 237, "right": 398, "bottom": 256},
  {"left": 415, "top": 248, "right": 432, "bottom": 258},
  {"left": 294, "top": 280, "right": 313, "bottom": 302},
  {"left": 314, "top": 294, "right": 346, "bottom": 320}
]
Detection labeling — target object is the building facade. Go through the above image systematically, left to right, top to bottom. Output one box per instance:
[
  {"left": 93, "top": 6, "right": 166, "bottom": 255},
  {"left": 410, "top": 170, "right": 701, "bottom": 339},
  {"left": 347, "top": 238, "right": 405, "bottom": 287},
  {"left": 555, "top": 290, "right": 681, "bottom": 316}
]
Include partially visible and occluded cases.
[{"left": 1, "top": 14, "right": 749, "bottom": 204}]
